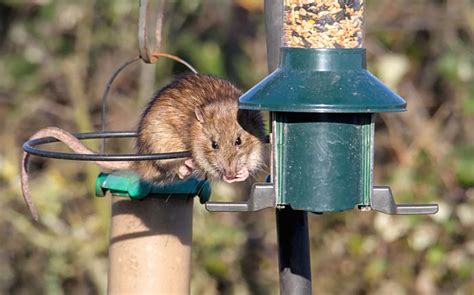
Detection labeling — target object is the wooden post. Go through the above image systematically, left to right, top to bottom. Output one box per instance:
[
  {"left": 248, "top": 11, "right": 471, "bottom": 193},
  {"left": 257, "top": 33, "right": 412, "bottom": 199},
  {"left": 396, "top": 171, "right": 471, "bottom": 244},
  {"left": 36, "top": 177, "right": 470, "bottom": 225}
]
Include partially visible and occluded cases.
[{"left": 107, "top": 196, "right": 193, "bottom": 294}]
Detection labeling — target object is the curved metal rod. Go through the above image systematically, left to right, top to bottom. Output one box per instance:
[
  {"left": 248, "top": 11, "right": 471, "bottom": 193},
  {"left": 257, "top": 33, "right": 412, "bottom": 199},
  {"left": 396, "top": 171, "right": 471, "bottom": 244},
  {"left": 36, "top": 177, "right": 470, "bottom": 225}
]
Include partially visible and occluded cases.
[
  {"left": 151, "top": 52, "right": 198, "bottom": 74},
  {"left": 101, "top": 57, "right": 141, "bottom": 153},
  {"left": 23, "top": 131, "right": 192, "bottom": 161}
]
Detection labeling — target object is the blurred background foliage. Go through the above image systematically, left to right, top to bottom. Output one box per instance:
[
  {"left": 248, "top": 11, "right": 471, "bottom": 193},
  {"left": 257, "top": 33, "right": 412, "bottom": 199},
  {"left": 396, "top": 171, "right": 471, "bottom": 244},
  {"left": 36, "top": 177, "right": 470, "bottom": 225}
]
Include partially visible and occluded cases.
[{"left": 0, "top": 0, "right": 473, "bottom": 294}]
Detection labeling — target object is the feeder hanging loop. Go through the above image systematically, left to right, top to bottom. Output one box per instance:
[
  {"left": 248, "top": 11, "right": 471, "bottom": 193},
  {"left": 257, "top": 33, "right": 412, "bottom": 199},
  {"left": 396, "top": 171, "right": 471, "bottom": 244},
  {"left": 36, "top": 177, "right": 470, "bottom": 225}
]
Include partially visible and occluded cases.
[
  {"left": 137, "top": 0, "right": 198, "bottom": 71},
  {"left": 138, "top": 0, "right": 165, "bottom": 63}
]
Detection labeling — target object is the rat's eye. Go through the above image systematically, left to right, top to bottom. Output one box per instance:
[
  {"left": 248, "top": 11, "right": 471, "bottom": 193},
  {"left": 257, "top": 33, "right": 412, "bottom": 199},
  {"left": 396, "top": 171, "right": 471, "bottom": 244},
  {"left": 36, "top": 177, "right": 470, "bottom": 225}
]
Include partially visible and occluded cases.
[
  {"left": 235, "top": 137, "right": 242, "bottom": 146},
  {"left": 211, "top": 141, "right": 219, "bottom": 150}
]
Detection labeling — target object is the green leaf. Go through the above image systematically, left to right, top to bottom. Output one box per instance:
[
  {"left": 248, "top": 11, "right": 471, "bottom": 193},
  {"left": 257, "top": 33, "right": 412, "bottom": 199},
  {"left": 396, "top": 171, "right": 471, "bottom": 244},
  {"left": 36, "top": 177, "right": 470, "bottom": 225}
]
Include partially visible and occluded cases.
[{"left": 454, "top": 144, "right": 474, "bottom": 187}]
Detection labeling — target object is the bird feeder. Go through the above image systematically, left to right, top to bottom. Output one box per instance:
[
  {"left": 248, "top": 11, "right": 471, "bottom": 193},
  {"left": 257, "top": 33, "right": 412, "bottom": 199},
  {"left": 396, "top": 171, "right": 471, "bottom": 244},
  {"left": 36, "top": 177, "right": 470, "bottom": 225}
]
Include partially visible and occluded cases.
[{"left": 206, "top": 0, "right": 438, "bottom": 215}]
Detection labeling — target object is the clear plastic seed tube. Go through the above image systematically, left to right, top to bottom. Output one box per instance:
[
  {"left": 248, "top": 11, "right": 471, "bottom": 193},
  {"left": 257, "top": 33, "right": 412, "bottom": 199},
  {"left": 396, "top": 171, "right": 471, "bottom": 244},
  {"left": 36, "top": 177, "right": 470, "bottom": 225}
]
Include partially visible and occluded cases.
[{"left": 283, "top": 0, "right": 364, "bottom": 48}]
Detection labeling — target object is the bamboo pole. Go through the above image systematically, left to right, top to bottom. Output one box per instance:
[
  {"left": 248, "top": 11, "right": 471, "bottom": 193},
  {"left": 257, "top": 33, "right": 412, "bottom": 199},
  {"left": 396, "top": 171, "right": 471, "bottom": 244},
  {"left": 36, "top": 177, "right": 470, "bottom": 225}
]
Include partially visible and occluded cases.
[{"left": 107, "top": 196, "right": 193, "bottom": 294}]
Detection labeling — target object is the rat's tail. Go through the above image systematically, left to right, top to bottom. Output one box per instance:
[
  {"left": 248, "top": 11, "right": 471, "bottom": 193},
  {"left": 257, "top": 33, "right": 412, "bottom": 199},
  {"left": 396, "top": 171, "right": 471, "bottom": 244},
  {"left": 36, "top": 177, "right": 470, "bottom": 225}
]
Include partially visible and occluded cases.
[
  {"left": 21, "top": 127, "right": 132, "bottom": 221},
  {"left": 21, "top": 152, "right": 39, "bottom": 221}
]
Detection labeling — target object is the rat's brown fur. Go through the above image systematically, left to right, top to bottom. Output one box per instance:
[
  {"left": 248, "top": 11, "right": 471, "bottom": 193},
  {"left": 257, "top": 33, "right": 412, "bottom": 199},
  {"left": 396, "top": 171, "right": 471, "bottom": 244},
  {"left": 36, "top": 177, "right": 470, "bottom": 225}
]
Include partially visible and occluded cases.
[{"left": 134, "top": 73, "right": 265, "bottom": 183}]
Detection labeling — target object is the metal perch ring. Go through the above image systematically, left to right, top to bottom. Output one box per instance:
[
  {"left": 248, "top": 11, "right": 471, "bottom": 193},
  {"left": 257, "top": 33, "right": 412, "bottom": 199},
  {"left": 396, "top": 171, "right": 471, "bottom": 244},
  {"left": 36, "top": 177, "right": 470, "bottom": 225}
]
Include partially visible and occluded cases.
[{"left": 23, "top": 131, "right": 191, "bottom": 161}]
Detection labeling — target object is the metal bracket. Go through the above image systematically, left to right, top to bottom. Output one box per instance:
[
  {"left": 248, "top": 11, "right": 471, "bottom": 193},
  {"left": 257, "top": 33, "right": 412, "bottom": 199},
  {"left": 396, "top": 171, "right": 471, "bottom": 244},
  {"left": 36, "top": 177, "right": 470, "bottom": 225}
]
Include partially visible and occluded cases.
[
  {"left": 205, "top": 183, "right": 275, "bottom": 212},
  {"left": 371, "top": 186, "right": 439, "bottom": 215}
]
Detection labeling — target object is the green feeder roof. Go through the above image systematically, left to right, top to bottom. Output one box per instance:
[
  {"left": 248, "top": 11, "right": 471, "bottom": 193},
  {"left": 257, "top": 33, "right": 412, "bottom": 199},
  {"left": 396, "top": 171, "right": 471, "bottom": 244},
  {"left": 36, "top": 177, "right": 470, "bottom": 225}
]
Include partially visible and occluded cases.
[{"left": 239, "top": 48, "right": 406, "bottom": 113}]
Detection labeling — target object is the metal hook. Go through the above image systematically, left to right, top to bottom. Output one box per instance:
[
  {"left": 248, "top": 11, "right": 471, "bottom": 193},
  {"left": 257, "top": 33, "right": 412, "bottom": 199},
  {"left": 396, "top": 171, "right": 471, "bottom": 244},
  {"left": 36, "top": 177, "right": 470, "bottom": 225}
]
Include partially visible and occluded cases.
[{"left": 139, "top": 0, "right": 165, "bottom": 64}]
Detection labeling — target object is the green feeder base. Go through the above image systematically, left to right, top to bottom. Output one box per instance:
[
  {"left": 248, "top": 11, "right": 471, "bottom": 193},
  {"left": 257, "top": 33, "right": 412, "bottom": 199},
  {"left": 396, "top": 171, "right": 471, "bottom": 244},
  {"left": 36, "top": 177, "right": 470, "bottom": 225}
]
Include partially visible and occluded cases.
[{"left": 96, "top": 170, "right": 211, "bottom": 204}]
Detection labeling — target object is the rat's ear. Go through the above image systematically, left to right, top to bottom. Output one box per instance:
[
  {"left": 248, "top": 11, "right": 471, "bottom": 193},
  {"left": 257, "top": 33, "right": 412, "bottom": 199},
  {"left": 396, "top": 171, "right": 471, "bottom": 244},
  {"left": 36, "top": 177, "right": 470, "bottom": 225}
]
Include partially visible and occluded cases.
[
  {"left": 195, "top": 106, "right": 204, "bottom": 123},
  {"left": 237, "top": 109, "right": 255, "bottom": 127},
  {"left": 238, "top": 109, "right": 265, "bottom": 138}
]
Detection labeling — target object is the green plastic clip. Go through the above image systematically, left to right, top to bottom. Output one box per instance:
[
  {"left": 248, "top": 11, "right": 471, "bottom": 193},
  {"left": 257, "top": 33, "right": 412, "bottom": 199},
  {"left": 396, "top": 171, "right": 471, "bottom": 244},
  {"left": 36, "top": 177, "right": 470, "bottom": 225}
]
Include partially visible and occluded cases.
[{"left": 95, "top": 170, "right": 211, "bottom": 204}]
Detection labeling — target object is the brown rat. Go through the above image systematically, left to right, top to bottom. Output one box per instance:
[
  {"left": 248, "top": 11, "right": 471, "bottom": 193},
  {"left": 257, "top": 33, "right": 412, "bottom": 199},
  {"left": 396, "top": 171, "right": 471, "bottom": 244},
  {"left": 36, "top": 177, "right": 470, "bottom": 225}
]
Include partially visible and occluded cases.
[
  {"left": 21, "top": 73, "right": 266, "bottom": 220},
  {"left": 134, "top": 73, "right": 266, "bottom": 184}
]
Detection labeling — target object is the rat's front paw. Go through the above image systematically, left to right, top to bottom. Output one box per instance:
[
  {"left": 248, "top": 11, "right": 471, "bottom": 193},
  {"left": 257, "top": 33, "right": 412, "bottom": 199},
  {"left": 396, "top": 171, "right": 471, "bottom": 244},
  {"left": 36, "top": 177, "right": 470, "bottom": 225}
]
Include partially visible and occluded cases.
[
  {"left": 178, "top": 159, "right": 194, "bottom": 179},
  {"left": 223, "top": 167, "right": 249, "bottom": 183}
]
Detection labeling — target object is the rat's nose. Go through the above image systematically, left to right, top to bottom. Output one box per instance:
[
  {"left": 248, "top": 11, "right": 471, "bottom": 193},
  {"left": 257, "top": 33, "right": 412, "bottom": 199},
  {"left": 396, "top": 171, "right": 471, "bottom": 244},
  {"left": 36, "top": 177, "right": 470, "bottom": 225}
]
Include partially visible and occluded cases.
[
  {"left": 223, "top": 161, "right": 238, "bottom": 179},
  {"left": 223, "top": 166, "right": 238, "bottom": 182},
  {"left": 224, "top": 172, "right": 236, "bottom": 180}
]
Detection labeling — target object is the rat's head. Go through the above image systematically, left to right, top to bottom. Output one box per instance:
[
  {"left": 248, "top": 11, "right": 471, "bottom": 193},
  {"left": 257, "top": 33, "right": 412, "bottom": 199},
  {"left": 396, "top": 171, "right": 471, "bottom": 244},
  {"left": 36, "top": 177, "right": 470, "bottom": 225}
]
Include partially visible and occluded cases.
[{"left": 189, "top": 99, "right": 265, "bottom": 182}]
